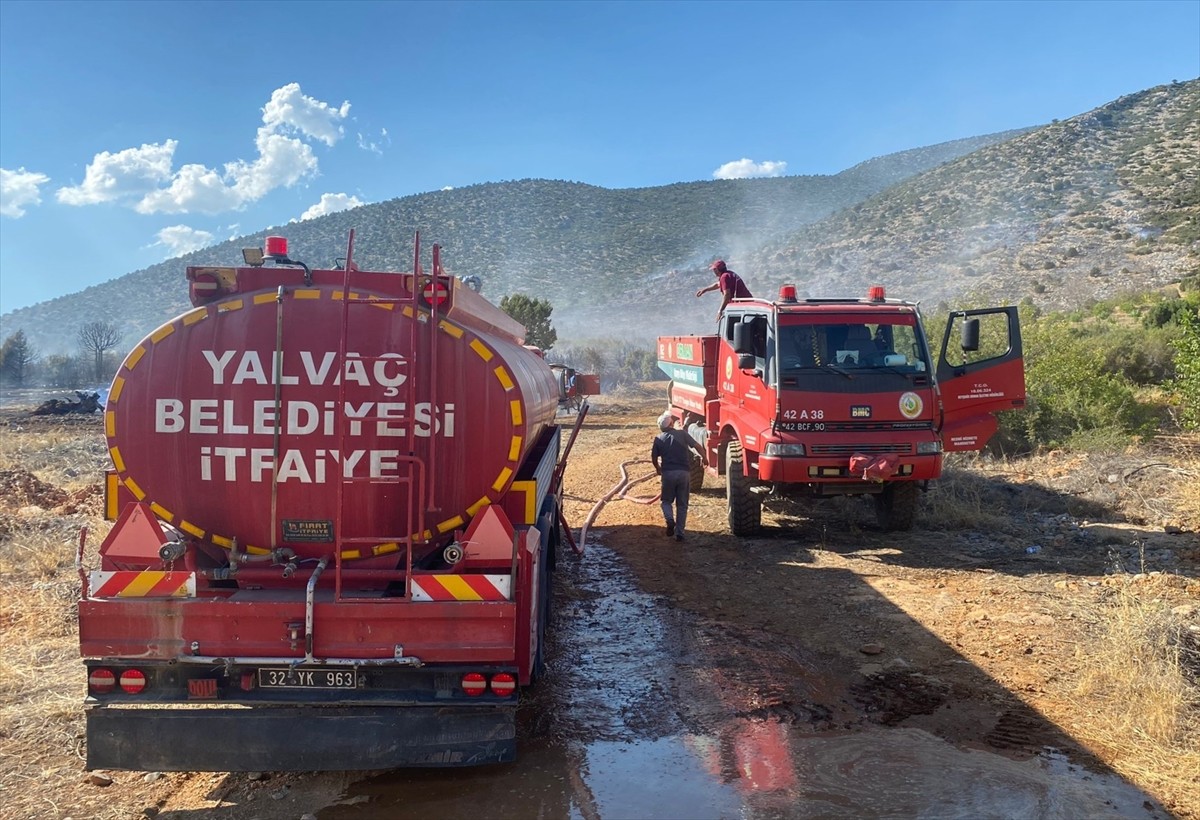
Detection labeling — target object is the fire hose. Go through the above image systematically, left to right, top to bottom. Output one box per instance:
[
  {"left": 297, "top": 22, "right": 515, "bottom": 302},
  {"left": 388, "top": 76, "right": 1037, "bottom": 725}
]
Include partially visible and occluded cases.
[{"left": 576, "top": 459, "right": 662, "bottom": 549}]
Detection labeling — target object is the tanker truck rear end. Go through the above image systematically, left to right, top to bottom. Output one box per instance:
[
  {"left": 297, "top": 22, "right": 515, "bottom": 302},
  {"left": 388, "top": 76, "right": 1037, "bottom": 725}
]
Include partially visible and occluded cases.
[{"left": 79, "top": 233, "right": 573, "bottom": 770}]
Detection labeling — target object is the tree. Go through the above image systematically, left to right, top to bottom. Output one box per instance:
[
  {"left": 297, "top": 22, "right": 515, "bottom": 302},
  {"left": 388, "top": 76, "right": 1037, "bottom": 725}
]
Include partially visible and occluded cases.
[
  {"left": 499, "top": 294, "right": 557, "bottom": 351},
  {"left": 78, "top": 321, "right": 123, "bottom": 381},
  {"left": 0, "top": 330, "right": 38, "bottom": 386},
  {"left": 42, "top": 353, "right": 84, "bottom": 387}
]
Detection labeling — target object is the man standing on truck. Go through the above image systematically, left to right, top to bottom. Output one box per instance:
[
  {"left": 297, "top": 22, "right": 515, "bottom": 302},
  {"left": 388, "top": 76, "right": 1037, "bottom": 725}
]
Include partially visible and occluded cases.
[
  {"left": 696, "top": 259, "right": 752, "bottom": 321},
  {"left": 652, "top": 411, "right": 703, "bottom": 542}
]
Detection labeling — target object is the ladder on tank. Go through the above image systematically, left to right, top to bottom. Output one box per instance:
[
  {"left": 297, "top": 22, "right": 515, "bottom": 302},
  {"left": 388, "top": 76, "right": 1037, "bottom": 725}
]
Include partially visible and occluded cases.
[{"left": 330, "top": 230, "right": 445, "bottom": 601}]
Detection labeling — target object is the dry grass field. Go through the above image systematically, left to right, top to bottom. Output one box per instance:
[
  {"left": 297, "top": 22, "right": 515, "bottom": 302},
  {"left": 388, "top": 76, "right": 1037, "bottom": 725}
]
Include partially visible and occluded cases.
[{"left": 0, "top": 394, "right": 1197, "bottom": 818}]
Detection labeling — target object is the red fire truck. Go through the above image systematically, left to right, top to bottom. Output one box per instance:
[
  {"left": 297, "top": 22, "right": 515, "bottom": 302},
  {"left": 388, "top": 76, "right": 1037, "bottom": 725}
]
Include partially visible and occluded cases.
[
  {"left": 78, "top": 232, "right": 580, "bottom": 771},
  {"left": 658, "top": 284, "right": 1025, "bottom": 534}
]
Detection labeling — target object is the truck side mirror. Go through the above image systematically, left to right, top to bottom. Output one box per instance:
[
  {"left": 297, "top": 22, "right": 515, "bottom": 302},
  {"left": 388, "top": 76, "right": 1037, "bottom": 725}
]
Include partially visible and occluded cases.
[
  {"left": 961, "top": 317, "right": 980, "bottom": 352},
  {"left": 732, "top": 321, "right": 755, "bottom": 355},
  {"left": 737, "top": 353, "right": 756, "bottom": 370}
]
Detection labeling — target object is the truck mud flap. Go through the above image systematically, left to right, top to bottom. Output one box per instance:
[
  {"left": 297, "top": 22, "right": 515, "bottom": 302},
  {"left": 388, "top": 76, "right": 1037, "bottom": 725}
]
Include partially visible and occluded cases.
[{"left": 87, "top": 705, "right": 516, "bottom": 771}]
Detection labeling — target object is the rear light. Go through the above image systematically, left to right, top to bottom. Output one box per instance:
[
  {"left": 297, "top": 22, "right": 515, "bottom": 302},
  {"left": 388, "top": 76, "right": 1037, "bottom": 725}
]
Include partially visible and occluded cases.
[
  {"left": 89, "top": 668, "right": 116, "bottom": 694},
  {"left": 119, "top": 669, "right": 147, "bottom": 694},
  {"left": 461, "top": 672, "right": 486, "bottom": 697},
  {"left": 489, "top": 673, "right": 516, "bottom": 697}
]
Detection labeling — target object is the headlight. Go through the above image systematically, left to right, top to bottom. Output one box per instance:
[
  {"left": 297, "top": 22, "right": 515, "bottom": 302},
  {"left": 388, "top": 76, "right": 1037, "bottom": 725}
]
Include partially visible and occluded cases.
[
  {"left": 916, "top": 441, "right": 941, "bottom": 455},
  {"left": 765, "top": 443, "right": 805, "bottom": 456}
]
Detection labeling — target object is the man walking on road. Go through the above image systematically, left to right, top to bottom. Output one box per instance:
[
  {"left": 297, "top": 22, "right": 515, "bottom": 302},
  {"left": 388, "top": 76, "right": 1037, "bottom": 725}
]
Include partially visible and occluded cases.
[{"left": 652, "top": 411, "right": 703, "bottom": 542}]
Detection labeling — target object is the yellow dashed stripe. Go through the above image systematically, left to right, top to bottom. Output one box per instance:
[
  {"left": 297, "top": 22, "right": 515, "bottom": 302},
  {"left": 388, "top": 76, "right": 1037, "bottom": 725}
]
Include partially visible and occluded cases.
[
  {"left": 294, "top": 289, "right": 321, "bottom": 299},
  {"left": 253, "top": 293, "right": 276, "bottom": 305},
  {"left": 217, "top": 298, "right": 244, "bottom": 312},
  {"left": 182, "top": 308, "right": 208, "bottom": 326},
  {"left": 439, "top": 320, "right": 463, "bottom": 338},
  {"left": 150, "top": 324, "right": 175, "bottom": 343},
  {"left": 470, "top": 339, "right": 493, "bottom": 361},
  {"left": 125, "top": 345, "right": 146, "bottom": 368},
  {"left": 494, "top": 366, "right": 514, "bottom": 390},
  {"left": 110, "top": 376, "right": 126, "bottom": 402},
  {"left": 510, "top": 400, "right": 523, "bottom": 425},
  {"left": 105, "top": 412, "right": 115, "bottom": 437},
  {"left": 508, "top": 436, "right": 522, "bottom": 462},
  {"left": 110, "top": 447, "right": 126, "bottom": 472},
  {"left": 492, "top": 467, "right": 513, "bottom": 493},
  {"left": 124, "top": 478, "right": 145, "bottom": 500},
  {"left": 467, "top": 496, "right": 489, "bottom": 517},
  {"left": 150, "top": 502, "right": 174, "bottom": 523},
  {"left": 437, "top": 515, "right": 464, "bottom": 534},
  {"left": 179, "top": 520, "right": 205, "bottom": 538},
  {"left": 211, "top": 534, "right": 233, "bottom": 548},
  {"left": 343, "top": 549, "right": 361, "bottom": 560}
]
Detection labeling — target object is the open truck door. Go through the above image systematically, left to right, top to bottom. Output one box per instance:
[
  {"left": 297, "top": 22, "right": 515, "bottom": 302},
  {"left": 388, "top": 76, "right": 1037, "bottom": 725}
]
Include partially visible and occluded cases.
[{"left": 935, "top": 306, "right": 1026, "bottom": 452}]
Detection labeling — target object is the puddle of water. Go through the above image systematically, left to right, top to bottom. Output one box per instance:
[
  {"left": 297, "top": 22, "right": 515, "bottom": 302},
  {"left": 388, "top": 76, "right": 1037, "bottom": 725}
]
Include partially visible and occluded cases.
[{"left": 571, "top": 736, "right": 743, "bottom": 819}]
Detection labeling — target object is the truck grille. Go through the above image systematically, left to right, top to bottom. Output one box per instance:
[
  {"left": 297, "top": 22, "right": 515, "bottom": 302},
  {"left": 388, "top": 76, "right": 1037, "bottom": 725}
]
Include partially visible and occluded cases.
[
  {"left": 822, "top": 421, "right": 933, "bottom": 432},
  {"left": 810, "top": 442, "right": 913, "bottom": 456}
]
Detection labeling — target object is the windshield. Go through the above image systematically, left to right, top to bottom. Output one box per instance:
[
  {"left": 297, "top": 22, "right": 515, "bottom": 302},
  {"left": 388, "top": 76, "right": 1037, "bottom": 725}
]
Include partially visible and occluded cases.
[{"left": 774, "top": 318, "right": 932, "bottom": 389}]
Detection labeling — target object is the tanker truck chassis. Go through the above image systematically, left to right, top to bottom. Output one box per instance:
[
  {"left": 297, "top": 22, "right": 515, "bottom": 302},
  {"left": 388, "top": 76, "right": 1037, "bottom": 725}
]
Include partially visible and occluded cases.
[{"left": 79, "top": 232, "right": 573, "bottom": 771}]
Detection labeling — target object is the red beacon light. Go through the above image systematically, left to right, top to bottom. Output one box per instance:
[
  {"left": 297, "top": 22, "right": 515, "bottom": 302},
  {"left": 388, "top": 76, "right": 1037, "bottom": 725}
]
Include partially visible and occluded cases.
[
  {"left": 264, "top": 236, "right": 289, "bottom": 259},
  {"left": 778, "top": 284, "right": 798, "bottom": 303},
  {"left": 867, "top": 285, "right": 886, "bottom": 302}
]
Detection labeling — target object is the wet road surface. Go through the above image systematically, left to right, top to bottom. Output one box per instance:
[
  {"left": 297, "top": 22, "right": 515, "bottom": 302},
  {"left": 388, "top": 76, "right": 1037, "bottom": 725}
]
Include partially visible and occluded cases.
[{"left": 320, "top": 543, "right": 1165, "bottom": 819}]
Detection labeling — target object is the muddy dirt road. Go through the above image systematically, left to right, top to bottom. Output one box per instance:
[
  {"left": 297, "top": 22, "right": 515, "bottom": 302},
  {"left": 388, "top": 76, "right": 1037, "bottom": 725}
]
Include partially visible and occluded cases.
[{"left": 1, "top": 392, "right": 1197, "bottom": 819}]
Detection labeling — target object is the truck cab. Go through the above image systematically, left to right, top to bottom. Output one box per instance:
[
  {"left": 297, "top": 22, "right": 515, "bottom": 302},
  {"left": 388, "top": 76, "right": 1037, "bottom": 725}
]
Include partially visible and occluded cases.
[{"left": 658, "top": 285, "right": 1025, "bottom": 534}]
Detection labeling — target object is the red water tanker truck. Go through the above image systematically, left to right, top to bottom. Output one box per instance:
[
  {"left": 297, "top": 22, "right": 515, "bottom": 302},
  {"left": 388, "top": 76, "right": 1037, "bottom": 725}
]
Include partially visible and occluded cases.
[
  {"left": 78, "top": 232, "right": 581, "bottom": 770},
  {"left": 658, "top": 284, "right": 1026, "bottom": 534}
]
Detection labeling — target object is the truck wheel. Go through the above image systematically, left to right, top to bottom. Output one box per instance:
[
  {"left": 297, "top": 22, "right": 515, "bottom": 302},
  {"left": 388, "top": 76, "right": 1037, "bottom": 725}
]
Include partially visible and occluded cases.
[
  {"left": 726, "top": 440, "right": 761, "bottom": 535},
  {"left": 689, "top": 454, "right": 705, "bottom": 492},
  {"left": 875, "top": 482, "right": 918, "bottom": 531}
]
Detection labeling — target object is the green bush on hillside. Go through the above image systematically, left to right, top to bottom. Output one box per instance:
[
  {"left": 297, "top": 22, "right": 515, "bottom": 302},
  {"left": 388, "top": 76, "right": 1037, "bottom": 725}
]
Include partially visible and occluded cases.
[{"left": 1172, "top": 308, "right": 1200, "bottom": 430}]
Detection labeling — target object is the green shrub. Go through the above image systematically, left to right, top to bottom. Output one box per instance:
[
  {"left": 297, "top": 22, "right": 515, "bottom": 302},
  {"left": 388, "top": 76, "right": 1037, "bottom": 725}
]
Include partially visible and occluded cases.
[{"left": 1172, "top": 308, "right": 1200, "bottom": 430}]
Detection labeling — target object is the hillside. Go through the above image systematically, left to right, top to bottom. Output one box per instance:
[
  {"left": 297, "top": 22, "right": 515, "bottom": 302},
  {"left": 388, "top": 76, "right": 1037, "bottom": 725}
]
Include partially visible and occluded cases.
[
  {"left": 3, "top": 79, "right": 1197, "bottom": 356},
  {"left": 746, "top": 79, "right": 1200, "bottom": 312},
  {"left": 2, "top": 130, "right": 1026, "bottom": 355}
]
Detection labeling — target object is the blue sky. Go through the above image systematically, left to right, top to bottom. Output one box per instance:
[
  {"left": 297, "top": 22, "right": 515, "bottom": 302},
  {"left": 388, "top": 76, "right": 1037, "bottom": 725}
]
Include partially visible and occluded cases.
[{"left": 1, "top": 0, "right": 1197, "bottom": 316}]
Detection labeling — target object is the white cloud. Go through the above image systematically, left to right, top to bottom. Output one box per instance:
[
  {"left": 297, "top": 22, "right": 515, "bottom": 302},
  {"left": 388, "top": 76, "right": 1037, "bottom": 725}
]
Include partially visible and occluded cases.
[
  {"left": 59, "top": 83, "right": 352, "bottom": 217},
  {"left": 262, "top": 83, "right": 350, "bottom": 147},
  {"left": 56, "top": 141, "right": 177, "bottom": 205},
  {"left": 712, "top": 158, "right": 788, "bottom": 180},
  {"left": 1, "top": 167, "right": 51, "bottom": 217},
  {"left": 294, "top": 192, "right": 365, "bottom": 222},
  {"left": 152, "top": 224, "right": 216, "bottom": 257}
]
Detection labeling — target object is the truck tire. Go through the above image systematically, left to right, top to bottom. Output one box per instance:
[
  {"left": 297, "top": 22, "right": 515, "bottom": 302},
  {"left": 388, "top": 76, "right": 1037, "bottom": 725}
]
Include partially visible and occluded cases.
[
  {"left": 726, "top": 440, "right": 761, "bottom": 536},
  {"left": 689, "top": 454, "right": 705, "bottom": 492},
  {"left": 875, "top": 481, "right": 918, "bottom": 531}
]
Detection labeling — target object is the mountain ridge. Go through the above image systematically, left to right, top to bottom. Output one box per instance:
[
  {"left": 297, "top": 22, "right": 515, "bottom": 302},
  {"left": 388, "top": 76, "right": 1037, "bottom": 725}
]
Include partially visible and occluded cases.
[{"left": 3, "top": 78, "right": 1196, "bottom": 355}]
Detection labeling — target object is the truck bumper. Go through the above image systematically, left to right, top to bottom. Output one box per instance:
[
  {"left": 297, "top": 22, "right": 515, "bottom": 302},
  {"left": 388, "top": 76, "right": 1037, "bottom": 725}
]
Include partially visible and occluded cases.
[{"left": 86, "top": 704, "right": 516, "bottom": 771}]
